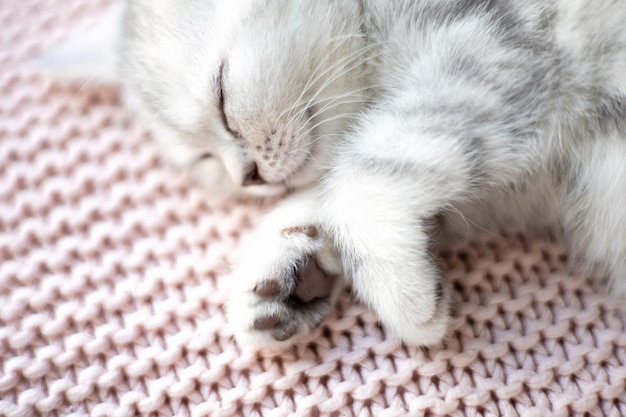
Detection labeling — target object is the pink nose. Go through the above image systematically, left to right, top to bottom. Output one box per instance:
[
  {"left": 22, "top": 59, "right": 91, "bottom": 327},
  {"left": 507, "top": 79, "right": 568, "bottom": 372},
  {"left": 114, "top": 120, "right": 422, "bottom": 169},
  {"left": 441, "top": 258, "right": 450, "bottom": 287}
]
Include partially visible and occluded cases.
[{"left": 242, "top": 162, "right": 266, "bottom": 186}]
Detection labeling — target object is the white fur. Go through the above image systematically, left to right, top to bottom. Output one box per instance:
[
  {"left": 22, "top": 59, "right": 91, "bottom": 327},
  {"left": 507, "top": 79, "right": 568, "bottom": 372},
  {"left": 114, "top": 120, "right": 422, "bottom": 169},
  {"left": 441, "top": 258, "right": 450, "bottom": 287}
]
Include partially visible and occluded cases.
[
  {"left": 37, "top": 0, "right": 626, "bottom": 349},
  {"left": 228, "top": 189, "right": 344, "bottom": 348}
]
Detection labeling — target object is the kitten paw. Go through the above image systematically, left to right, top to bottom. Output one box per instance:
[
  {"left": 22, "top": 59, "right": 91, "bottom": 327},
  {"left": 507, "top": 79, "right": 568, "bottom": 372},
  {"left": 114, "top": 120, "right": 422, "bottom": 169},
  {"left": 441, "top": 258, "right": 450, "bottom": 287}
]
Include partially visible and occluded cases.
[
  {"left": 228, "top": 225, "right": 343, "bottom": 349},
  {"left": 388, "top": 278, "right": 452, "bottom": 347}
]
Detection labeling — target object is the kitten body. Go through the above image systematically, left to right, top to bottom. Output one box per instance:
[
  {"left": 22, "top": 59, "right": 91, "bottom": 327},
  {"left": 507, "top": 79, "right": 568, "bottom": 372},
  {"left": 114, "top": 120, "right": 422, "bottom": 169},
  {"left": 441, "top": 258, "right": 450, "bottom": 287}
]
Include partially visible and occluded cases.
[{"left": 86, "top": 0, "right": 626, "bottom": 347}]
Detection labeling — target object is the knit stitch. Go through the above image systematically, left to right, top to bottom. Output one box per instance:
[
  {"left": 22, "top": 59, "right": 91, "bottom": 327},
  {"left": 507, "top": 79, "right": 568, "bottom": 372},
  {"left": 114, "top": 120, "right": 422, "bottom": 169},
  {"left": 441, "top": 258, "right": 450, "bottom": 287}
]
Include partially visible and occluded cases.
[{"left": 1, "top": 1, "right": 625, "bottom": 416}]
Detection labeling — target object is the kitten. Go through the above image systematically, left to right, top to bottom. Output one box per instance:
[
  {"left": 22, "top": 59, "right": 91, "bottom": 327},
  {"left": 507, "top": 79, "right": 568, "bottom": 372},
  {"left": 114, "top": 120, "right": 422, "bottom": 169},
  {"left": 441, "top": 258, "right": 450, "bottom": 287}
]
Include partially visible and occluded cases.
[{"left": 42, "top": 0, "right": 626, "bottom": 349}]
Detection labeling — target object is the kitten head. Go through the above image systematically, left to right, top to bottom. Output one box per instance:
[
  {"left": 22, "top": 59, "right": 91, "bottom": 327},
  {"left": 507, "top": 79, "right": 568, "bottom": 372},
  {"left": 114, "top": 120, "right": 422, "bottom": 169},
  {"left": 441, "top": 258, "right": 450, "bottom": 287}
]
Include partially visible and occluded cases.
[{"left": 120, "top": 0, "right": 370, "bottom": 198}]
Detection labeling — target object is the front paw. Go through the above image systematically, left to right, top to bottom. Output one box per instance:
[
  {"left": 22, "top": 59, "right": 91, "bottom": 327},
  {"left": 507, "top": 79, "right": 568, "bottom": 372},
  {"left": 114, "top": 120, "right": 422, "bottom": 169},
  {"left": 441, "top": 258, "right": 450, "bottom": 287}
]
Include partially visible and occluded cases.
[{"left": 228, "top": 225, "right": 343, "bottom": 349}]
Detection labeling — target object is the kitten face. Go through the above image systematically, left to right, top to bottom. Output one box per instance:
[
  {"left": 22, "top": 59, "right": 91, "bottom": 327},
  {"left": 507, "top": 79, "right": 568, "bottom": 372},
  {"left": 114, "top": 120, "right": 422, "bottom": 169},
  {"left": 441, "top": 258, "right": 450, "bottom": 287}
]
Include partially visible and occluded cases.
[{"left": 120, "top": 0, "right": 369, "bottom": 197}]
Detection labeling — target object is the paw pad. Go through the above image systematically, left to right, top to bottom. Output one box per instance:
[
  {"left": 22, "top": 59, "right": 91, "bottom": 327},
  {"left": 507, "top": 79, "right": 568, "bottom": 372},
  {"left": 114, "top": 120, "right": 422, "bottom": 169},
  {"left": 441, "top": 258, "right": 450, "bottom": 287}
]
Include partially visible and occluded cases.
[
  {"left": 282, "top": 225, "right": 319, "bottom": 238},
  {"left": 250, "top": 255, "right": 337, "bottom": 342},
  {"left": 293, "top": 257, "right": 335, "bottom": 303},
  {"left": 254, "top": 279, "right": 281, "bottom": 297},
  {"left": 253, "top": 314, "right": 281, "bottom": 330}
]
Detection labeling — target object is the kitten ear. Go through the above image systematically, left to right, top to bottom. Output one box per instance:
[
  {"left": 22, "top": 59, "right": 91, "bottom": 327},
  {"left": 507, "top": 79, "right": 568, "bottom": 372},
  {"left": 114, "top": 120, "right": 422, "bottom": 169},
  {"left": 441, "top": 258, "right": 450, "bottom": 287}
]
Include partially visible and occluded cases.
[{"left": 32, "top": 2, "right": 125, "bottom": 83}]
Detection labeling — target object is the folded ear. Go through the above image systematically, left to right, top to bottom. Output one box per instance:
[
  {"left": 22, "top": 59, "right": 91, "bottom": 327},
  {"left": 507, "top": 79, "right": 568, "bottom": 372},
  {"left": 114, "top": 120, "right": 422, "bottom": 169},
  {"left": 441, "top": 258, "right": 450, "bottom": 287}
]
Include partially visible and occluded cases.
[{"left": 32, "top": 2, "right": 125, "bottom": 83}]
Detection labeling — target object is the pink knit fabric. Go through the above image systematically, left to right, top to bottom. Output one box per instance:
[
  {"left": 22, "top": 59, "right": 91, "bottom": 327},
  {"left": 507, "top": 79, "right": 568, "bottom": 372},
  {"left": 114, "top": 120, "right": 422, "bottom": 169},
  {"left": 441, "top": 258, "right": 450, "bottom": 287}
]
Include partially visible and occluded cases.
[{"left": 1, "top": 2, "right": 625, "bottom": 416}]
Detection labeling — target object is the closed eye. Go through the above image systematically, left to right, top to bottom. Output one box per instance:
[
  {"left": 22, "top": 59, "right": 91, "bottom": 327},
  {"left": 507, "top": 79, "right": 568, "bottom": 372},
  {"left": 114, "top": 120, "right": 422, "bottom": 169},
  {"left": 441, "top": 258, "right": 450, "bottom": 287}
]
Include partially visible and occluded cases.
[
  {"left": 217, "top": 62, "right": 242, "bottom": 139},
  {"left": 194, "top": 152, "right": 214, "bottom": 166}
]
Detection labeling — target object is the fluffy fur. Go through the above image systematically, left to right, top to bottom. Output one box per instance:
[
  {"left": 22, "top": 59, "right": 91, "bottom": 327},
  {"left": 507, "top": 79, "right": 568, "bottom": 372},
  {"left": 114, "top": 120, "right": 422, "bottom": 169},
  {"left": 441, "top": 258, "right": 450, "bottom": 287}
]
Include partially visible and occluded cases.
[{"left": 43, "top": 0, "right": 626, "bottom": 349}]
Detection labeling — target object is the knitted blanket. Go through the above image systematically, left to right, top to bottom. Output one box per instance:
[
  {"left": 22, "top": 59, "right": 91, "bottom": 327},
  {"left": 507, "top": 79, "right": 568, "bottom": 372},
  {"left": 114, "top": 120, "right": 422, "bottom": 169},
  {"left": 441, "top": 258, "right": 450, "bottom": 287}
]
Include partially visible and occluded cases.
[{"left": 1, "top": 1, "right": 625, "bottom": 416}]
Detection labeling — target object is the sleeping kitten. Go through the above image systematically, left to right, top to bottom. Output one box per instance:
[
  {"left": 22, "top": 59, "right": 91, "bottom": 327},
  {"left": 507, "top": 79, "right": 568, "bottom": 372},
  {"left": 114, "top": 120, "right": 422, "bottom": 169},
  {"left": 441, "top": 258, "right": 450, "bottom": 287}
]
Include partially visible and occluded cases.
[{"left": 43, "top": 0, "right": 626, "bottom": 349}]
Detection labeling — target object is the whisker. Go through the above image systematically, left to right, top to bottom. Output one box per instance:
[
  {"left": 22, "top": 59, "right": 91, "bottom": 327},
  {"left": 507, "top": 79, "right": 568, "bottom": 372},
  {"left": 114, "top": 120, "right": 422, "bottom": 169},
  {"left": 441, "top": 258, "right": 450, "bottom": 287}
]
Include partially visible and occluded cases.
[
  {"left": 275, "top": 34, "right": 368, "bottom": 129},
  {"left": 274, "top": 36, "right": 354, "bottom": 130},
  {"left": 285, "top": 42, "right": 381, "bottom": 128},
  {"left": 297, "top": 44, "right": 382, "bottom": 117},
  {"left": 291, "top": 81, "right": 389, "bottom": 139},
  {"left": 299, "top": 81, "right": 387, "bottom": 127},
  {"left": 306, "top": 89, "right": 371, "bottom": 118},
  {"left": 292, "top": 96, "right": 369, "bottom": 138},
  {"left": 302, "top": 112, "right": 360, "bottom": 136},
  {"left": 443, "top": 204, "right": 507, "bottom": 241}
]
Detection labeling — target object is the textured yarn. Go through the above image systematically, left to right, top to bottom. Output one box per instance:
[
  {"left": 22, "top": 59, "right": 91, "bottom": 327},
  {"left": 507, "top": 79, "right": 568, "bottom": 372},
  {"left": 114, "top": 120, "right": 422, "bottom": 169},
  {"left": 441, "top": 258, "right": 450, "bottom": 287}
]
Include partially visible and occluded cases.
[{"left": 1, "top": 1, "right": 625, "bottom": 416}]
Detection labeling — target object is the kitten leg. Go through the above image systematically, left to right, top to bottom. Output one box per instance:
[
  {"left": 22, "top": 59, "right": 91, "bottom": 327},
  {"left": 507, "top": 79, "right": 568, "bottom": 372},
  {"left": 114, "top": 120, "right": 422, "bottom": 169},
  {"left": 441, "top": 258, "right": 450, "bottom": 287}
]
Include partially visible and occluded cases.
[
  {"left": 319, "top": 15, "right": 557, "bottom": 344},
  {"left": 318, "top": 86, "right": 549, "bottom": 344},
  {"left": 319, "top": 116, "right": 488, "bottom": 346},
  {"left": 564, "top": 134, "right": 626, "bottom": 296},
  {"left": 323, "top": 173, "right": 452, "bottom": 346},
  {"left": 227, "top": 189, "right": 344, "bottom": 349}
]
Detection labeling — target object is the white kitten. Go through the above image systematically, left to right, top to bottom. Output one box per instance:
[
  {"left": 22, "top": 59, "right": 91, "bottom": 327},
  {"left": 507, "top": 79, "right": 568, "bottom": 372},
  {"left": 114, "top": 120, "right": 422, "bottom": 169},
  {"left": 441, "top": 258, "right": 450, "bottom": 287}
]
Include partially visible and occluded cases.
[{"left": 41, "top": 0, "right": 626, "bottom": 349}]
